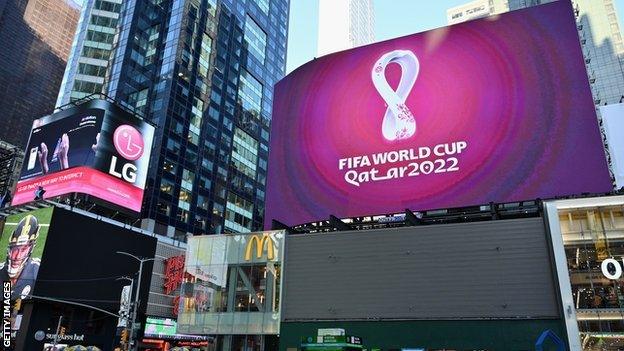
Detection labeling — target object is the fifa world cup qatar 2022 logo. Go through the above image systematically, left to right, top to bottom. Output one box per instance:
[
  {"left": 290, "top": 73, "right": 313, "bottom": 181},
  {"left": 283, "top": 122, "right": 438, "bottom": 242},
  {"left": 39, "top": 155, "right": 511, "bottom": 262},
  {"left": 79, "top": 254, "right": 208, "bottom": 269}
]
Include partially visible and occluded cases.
[
  {"left": 372, "top": 49, "right": 419, "bottom": 142},
  {"left": 109, "top": 125, "right": 145, "bottom": 183}
]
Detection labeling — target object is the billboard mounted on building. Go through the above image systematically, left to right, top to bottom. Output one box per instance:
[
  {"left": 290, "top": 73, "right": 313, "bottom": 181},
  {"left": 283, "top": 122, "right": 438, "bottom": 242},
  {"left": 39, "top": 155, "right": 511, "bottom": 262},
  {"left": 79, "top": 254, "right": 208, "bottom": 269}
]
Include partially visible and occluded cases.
[
  {"left": 265, "top": 1, "right": 612, "bottom": 227},
  {"left": 11, "top": 99, "right": 155, "bottom": 213}
]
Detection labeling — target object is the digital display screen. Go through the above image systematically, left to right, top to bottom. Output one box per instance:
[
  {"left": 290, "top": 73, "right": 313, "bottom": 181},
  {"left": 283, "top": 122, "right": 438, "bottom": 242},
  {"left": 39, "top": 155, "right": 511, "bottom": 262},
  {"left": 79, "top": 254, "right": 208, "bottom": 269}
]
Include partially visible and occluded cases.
[
  {"left": 265, "top": 1, "right": 612, "bottom": 227},
  {"left": 12, "top": 99, "right": 155, "bottom": 213},
  {"left": 0, "top": 208, "right": 53, "bottom": 301}
]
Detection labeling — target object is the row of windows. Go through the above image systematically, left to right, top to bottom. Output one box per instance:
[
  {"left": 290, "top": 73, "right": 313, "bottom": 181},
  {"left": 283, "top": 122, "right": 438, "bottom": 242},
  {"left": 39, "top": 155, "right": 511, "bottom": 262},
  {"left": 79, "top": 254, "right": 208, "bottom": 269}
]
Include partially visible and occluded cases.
[
  {"left": 94, "top": 0, "right": 122, "bottom": 13},
  {"left": 252, "top": 0, "right": 269, "bottom": 15},
  {"left": 89, "top": 14, "right": 118, "bottom": 28},
  {"left": 244, "top": 15, "right": 267, "bottom": 63},
  {"left": 86, "top": 29, "right": 115, "bottom": 44},
  {"left": 82, "top": 46, "right": 111, "bottom": 60},
  {"left": 78, "top": 62, "right": 107, "bottom": 77},
  {"left": 238, "top": 70, "right": 263, "bottom": 114},
  {"left": 72, "top": 80, "right": 103, "bottom": 94}
]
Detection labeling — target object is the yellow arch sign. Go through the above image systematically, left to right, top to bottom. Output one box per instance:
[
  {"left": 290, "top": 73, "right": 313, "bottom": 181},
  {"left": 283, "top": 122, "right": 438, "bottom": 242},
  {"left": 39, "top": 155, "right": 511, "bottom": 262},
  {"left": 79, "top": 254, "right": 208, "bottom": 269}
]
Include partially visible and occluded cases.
[{"left": 244, "top": 233, "right": 276, "bottom": 261}]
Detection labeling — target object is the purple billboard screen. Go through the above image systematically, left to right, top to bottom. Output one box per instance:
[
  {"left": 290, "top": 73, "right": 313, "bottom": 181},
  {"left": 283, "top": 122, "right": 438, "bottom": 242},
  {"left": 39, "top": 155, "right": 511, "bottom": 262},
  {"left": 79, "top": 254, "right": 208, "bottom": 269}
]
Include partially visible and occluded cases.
[{"left": 265, "top": 1, "right": 612, "bottom": 227}]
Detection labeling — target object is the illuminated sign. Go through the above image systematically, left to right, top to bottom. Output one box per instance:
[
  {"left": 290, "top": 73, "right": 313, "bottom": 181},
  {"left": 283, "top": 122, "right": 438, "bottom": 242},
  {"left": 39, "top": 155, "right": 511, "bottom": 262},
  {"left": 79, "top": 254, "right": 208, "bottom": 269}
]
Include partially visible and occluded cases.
[
  {"left": 265, "top": 1, "right": 612, "bottom": 227},
  {"left": 12, "top": 99, "right": 155, "bottom": 213},
  {"left": 244, "top": 233, "right": 276, "bottom": 261},
  {"left": 163, "top": 255, "right": 185, "bottom": 295},
  {"left": 600, "top": 258, "right": 624, "bottom": 280}
]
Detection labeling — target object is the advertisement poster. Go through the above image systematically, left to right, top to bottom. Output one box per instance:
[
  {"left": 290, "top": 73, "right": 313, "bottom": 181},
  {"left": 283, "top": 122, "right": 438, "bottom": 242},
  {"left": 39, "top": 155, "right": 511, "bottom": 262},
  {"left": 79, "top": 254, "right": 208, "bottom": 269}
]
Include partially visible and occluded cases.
[
  {"left": 265, "top": 1, "right": 612, "bottom": 227},
  {"left": 12, "top": 99, "right": 155, "bottom": 213},
  {"left": 0, "top": 207, "right": 53, "bottom": 337},
  {"left": 0, "top": 207, "right": 53, "bottom": 301}
]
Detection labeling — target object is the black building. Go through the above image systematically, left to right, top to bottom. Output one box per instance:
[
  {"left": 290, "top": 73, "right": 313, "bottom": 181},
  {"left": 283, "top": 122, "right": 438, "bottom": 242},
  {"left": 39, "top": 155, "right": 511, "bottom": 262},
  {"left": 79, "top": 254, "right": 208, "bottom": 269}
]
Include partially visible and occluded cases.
[{"left": 106, "top": 0, "right": 289, "bottom": 239}]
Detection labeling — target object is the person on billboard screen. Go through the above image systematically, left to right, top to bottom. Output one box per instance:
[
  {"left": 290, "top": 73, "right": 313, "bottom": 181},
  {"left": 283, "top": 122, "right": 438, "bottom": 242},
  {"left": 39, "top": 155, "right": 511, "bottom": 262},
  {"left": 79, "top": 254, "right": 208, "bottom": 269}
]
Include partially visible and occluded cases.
[
  {"left": 36, "top": 132, "right": 101, "bottom": 175},
  {"left": 37, "top": 133, "right": 70, "bottom": 174},
  {"left": 0, "top": 214, "right": 40, "bottom": 300}
]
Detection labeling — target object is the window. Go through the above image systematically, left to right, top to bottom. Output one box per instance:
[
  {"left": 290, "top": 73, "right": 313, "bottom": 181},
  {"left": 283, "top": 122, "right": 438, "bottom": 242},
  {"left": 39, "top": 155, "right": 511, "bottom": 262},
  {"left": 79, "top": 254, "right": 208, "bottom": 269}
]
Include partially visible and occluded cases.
[
  {"left": 94, "top": 0, "right": 121, "bottom": 13},
  {"left": 252, "top": 0, "right": 269, "bottom": 14},
  {"left": 89, "top": 15, "right": 118, "bottom": 28},
  {"left": 244, "top": 16, "right": 267, "bottom": 63},
  {"left": 85, "top": 30, "right": 114, "bottom": 44},
  {"left": 198, "top": 33, "right": 212, "bottom": 78},
  {"left": 82, "top": 46, "right": 110, "bottom": 60},
  {"left": 238, "top": 70, "right": 263, "bottom": 116},
  {"left": 128, "top": 88, "right": 149, "bottom": 110},
  {"left": 188, "top": 97, "right": 203, "bottom": 145},
  {"left": 231, "top": 128, "right": 258, "bottom": 179},
  {"left": 181, "top": 169, "right": 195, "bottom": 191},
  {"left": 160, "top": 179, "right": 174, "bottom": 196},
  {"left": 179, "top": 189, "right": 192, "bottom": 211},
  {"left": 225, "top": 192, "right": 253, "bottom": 232}
]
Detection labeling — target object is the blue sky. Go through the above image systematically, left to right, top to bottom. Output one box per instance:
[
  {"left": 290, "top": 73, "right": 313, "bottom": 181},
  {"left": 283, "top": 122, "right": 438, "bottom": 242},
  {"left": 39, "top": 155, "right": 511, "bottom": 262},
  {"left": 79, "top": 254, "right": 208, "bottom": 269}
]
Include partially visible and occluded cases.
[{"left": 286, "top": 0, "right": 624, "bottom": 73}]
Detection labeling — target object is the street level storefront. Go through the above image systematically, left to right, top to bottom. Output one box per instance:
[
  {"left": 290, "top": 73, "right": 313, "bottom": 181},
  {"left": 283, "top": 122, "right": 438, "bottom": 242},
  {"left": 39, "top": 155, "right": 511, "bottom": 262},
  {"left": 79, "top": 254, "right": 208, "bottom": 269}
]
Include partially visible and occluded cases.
[
  {"left": 545, "top": 195, "right": 624, "bottom": 350},
  {"left": 177, "top": 231, "right": 285, "bottom": 351},
  {"left": 140, "top": 317, "right": 211, "bottom": 351}
]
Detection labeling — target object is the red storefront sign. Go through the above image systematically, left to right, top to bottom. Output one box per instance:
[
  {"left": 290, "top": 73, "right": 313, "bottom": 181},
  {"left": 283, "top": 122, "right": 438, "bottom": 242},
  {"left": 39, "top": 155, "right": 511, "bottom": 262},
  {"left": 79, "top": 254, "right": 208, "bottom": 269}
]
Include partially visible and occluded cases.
[{"left": 163, "top": 255, "right": 185, "bottom": 295}]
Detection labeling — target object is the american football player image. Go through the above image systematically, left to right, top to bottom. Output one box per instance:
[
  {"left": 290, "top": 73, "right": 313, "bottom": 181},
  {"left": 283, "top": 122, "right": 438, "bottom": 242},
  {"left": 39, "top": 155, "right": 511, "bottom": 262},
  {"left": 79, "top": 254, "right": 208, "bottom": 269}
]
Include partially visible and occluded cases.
[{"left": 0, "top": 214, "right": 41, "bottom": 300}]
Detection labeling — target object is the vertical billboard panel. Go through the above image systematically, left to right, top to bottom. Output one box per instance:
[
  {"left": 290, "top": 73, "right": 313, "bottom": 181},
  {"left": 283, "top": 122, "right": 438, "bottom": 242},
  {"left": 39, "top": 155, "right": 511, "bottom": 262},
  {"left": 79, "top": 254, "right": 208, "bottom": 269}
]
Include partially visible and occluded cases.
[
  {"left": 265, "top": 1, "right": 612, "bottom": 227},
  {"left": 12, "top": 99, "right": 155, "bottom": 213},
  {"left": 600, "top": 103, "right": 624, "bottom": 189},
  {"left": 0, "top": 207, "right": 53, "bottom": 301},
  {"left": 0, "top": 207, "right": 53, "bottom": 337}
]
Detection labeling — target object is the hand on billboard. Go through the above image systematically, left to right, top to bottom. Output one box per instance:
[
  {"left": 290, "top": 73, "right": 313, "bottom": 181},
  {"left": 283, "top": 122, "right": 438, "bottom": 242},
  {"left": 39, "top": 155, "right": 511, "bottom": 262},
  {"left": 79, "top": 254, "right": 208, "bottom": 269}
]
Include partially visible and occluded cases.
[
  {"left": 92, "top": 132, "right": 100, "bottom": 152},
  {"left": 58, "top": 133, "right": 69, "bottom": 169},
  {"left": 37, "top": 142, "right": 49, "bottom": 174}
]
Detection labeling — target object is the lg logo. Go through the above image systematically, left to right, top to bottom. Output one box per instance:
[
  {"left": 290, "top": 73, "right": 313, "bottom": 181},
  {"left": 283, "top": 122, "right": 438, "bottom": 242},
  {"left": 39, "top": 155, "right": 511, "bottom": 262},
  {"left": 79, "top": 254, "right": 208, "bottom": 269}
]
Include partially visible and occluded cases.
[{"left": 109, "top": 125, "right": 144, "bottom": 183}]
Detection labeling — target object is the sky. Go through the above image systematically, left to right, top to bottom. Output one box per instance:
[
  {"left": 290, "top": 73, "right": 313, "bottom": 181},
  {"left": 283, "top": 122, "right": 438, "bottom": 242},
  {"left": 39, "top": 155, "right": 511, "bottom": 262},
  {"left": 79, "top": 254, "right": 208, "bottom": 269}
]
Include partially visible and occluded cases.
[{"left": 286, "top": 0, "right": 624, "bottom": 74}]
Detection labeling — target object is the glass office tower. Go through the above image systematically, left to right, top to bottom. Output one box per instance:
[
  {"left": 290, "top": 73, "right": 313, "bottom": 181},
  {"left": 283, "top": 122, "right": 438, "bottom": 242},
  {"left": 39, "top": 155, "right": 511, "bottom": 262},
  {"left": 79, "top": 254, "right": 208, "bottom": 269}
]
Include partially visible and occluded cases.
[
  {"left": 57, "top": 0, "right": 124, "bottom": 105},
  {"left": 106, "top": 0, "right": 289, "bottom": 239}
]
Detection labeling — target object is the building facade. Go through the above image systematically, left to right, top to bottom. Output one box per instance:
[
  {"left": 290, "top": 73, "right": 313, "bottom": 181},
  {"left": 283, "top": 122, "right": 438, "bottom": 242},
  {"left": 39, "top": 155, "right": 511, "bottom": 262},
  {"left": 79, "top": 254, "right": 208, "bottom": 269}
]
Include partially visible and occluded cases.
[
  {"left": 0, "top": 0, "right": 80, "bottom": 149},
  {"left": 56, "top": 0, "right": 123, "bottom": 105},
  {"left": 105, "top": 0, "right": 289, "bottom": 240},
  {"left": 317, "top": 0, "right": 374, "bottom": 57},
  {"left": 446, "top": 0, "right": 509, "bottom": 25},
  {"left": 0, "top": 141, "right": 23, "bottom": 206},
  {"left": 544, "top": 195, "right": 624, "bottom": 350},
  {"left": 178, "top": 231, "right": 285, "bottom": 351}
]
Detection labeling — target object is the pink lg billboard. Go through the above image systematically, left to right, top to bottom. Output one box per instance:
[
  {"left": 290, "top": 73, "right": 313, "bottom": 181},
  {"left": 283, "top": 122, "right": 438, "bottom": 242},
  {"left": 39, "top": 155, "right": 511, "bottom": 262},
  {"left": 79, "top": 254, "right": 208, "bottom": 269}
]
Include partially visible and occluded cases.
[
  {"left": 265, "top": 1, "right": 612, "bottom": 227},
  {"left": 12, "top": 99, "right": 154, "bottom": 213}
]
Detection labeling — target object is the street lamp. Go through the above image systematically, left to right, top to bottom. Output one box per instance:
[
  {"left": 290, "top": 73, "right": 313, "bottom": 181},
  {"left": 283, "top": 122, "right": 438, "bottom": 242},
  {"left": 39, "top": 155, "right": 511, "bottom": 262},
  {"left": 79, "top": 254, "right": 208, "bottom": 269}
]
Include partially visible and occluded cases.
[{"left": 116, "top": 251, "right": 158, "bottom": 351}]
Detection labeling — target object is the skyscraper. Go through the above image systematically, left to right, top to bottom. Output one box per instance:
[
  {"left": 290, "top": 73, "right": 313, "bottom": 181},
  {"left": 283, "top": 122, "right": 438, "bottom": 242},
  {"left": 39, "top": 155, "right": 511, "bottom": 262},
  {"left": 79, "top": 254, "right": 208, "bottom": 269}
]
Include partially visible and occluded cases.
[
  {"left": 0, "top": 0, "right": 80, "bottom": 149},
  {"left": 56, "top": 0, "right": 123, "bottom": 105},
  {"left": 106, "top": 0, "right": 289, "bottom": 239},
  {"left": 317, "top": 0, "right": 374, "bottom": 56}
]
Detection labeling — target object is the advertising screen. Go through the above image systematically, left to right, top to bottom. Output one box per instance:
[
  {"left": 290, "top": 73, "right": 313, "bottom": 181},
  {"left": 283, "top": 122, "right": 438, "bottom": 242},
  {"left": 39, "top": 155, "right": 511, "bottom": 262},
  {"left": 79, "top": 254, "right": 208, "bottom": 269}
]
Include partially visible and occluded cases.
[
  {"left": 265, "top": 1, "right": 612, "bottom": 227},
  {"left": 11, "top": 99, "right": 155, "bottom": 213},
  {"left": 600, "top": 103, "right": 624, "bottom": 189},
  {"left": 0, "top": 207, "right": 53, "bottom": 301},
  {"left": 0, "top": 207, "right": 53, "bottom": 335},
  {"left": 143, "top": 317, "right": 210, "bottom": 341}
]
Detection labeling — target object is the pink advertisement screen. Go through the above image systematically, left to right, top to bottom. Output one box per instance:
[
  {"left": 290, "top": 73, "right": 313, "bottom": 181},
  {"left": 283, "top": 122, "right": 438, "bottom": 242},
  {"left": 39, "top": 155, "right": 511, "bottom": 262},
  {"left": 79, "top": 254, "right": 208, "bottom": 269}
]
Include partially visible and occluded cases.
[
  {"left": 265, "top": 1, "right": 612, "bottom": 227},
  {"left": 12, "top": 99, "right": 154, "bottom": 213}
]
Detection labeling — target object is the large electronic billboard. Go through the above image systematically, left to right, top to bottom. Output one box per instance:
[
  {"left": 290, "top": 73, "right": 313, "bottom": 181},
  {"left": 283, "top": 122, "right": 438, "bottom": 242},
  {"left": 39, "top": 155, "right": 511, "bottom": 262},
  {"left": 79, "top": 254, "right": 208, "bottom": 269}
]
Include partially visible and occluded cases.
[
  {"left": 265, "top": 1, "right": 613, "bottom": 227},
  {"left": 11, "top": 99, "right": 155, "bottom": 213}
]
